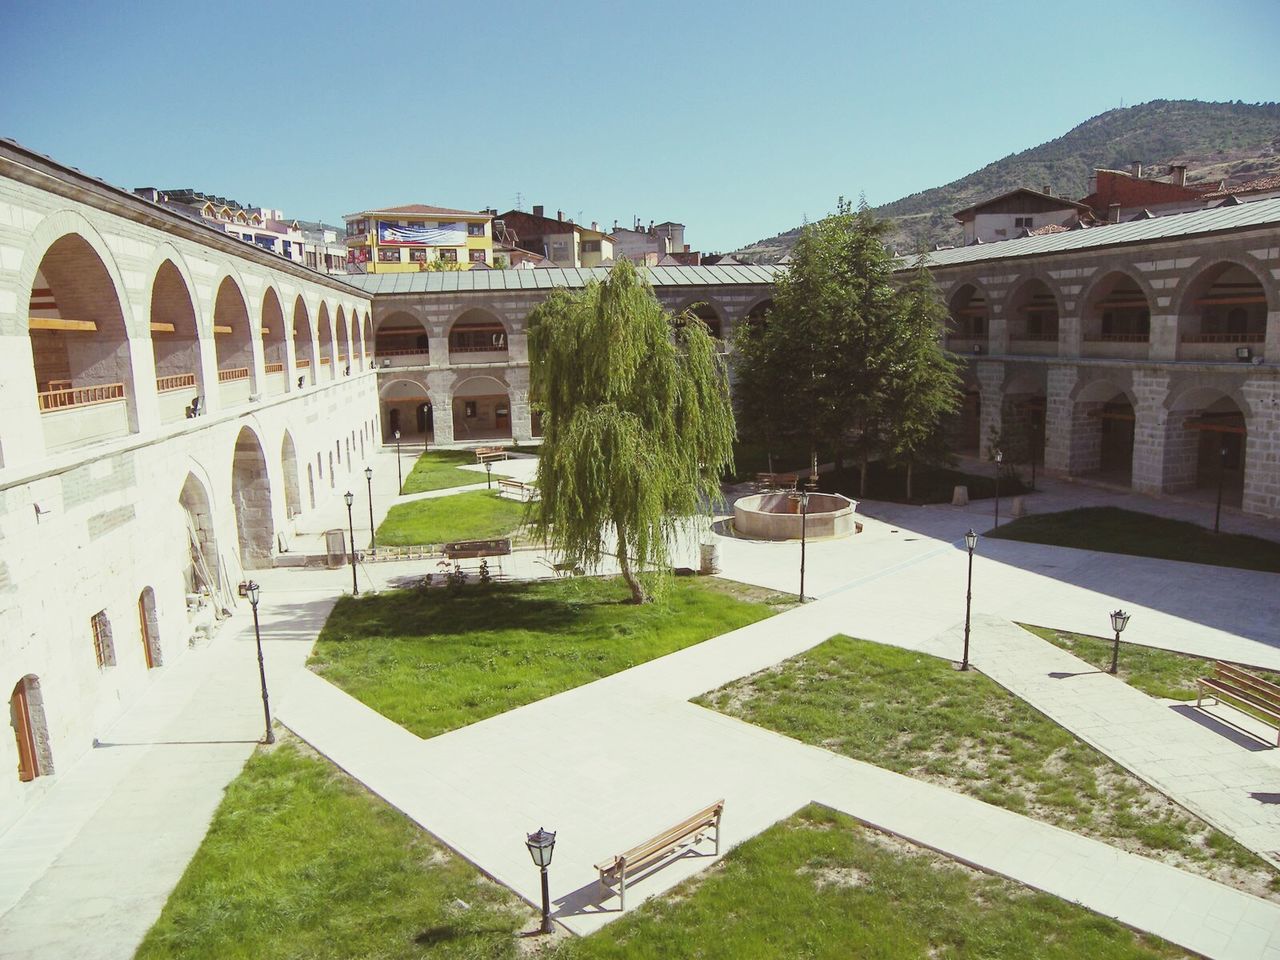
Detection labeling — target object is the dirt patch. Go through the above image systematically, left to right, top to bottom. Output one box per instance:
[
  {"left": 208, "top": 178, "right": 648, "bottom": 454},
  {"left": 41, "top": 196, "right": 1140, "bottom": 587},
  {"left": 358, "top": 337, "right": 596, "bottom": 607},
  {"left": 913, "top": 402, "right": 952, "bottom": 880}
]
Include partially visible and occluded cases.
[{"left": 798, "top": 864, "right": 867, "bottom": 889}]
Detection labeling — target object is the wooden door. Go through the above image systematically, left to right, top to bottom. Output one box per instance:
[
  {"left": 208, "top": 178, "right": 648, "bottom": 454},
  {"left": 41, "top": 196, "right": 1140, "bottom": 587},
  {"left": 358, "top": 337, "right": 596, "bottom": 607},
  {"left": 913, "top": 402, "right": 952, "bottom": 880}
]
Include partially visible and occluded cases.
[
  {"left": 496, "top": 403, "right": 510, "bottom": 430},
  {"left": 138, "top": 594, "right": 155, "bottom": 669},
  {"left": 11, "top": 680, "right": 38, "bottom": 782}
]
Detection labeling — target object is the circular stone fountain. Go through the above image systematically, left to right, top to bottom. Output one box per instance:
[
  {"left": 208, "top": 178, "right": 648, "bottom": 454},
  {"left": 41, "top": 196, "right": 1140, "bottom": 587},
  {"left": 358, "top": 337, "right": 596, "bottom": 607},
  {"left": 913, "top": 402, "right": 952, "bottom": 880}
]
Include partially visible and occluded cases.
[{"left": 733, "top": 492, "right": 859, "bottom": 541}]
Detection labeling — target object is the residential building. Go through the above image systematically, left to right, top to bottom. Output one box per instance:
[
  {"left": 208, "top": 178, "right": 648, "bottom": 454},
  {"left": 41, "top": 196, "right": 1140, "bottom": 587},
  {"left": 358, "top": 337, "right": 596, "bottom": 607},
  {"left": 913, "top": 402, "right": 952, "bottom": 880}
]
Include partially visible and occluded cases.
[
  {"left": 1078, "top": 162, "right": 1219, "bottom": 222},
  {"left": 135, "top": 187, "right": 307, "bottom": 264},
  {"left": 952, "top": 188, "right": 1093, "bottom": 245},
  {"left": 344, "top": 204, "right": 494, "bottom": 273},
  {"left": 494, "top": 207, "right": 584, "bottom": 268},
  {"left": 612, "top": 219, "right": 689, "bottom": 264},
  {"left": 296, "top": 220, "right": 350, "bottom": 276},
  {"left": 578, "top": 222, "right": 616, "bottom": 267}
]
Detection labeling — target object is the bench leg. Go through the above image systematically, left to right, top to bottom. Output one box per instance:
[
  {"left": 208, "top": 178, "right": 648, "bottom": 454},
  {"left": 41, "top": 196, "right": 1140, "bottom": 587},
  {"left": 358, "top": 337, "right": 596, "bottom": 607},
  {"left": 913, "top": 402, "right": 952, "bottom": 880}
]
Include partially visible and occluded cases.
[{"left": 619, "top": 867, "right": 626, "bottom": 911}]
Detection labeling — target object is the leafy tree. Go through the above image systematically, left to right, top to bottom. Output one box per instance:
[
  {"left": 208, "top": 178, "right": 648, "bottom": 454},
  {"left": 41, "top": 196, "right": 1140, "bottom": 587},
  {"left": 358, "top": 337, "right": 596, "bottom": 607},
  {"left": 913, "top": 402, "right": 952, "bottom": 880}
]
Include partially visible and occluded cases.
[
  {"left": 528, "top": 259, "right": 735, "bottom": 603},
  {"left": 883, "top": 260, "right": 963, "bottom": 499}
]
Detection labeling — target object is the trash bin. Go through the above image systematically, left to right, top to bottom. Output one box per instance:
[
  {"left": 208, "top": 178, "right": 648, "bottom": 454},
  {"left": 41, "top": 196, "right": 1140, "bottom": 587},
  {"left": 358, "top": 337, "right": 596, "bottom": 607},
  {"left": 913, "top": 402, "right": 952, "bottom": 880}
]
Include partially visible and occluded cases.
[
  {"left": 951, "top": 485, "right": 970, "bottom": 506},
  {"left": 324, "top": 528, "right": 346, "bottom": 569},
  {"left": 699, "top": 542, "right": 720, "bottom": 575}
]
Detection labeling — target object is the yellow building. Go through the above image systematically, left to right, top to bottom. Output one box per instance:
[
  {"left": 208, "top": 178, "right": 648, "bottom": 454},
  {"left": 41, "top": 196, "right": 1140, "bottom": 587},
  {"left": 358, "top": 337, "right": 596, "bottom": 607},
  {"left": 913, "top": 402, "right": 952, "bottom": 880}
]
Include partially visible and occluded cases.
[
  {"left": 343, "top": 204, "right": 493, "bottom": 272},
  {"left": 578, "top": 222, "right": 616, "bottom": 267}
]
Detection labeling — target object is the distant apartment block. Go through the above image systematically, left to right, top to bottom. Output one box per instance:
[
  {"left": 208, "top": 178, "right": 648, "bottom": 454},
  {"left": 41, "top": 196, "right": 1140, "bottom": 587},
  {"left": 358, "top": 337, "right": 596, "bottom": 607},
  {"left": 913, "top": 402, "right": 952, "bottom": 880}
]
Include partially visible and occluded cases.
[
  {"left": 134, "top": 187, "right": 307, "bottom": 264},
  {"left": 344, "top": 204, "right": 494, "bottom": 272},
  {"left": 494, "top": 206, "right": 616, "bottom": 268},
  {"left": 612, "top": 219, "right": 691, "bottom": 265}
]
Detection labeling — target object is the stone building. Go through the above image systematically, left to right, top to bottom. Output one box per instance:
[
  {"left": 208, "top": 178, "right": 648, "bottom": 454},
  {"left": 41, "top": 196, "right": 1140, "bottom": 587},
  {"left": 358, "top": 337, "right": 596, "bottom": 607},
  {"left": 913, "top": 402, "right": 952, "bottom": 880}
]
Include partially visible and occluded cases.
[{"left": 0, "top": 141, "right": 378, "bottom": 831}]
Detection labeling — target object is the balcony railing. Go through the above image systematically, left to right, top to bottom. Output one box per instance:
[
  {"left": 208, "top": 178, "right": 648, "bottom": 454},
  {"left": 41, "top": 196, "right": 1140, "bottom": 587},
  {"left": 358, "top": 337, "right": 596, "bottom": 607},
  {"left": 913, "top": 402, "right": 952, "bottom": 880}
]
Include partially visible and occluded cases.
[
  {"left": 1180, "top": 332, "right": 1265, "bottom": 343},
  {"left": 1084, "top": 334, "right": 1149, "bottom": 342},
  {"left": 375, "top": 347, "right": 430, "bottom": 358},
  {"left": 320, "top": 357, "right": 332, "bottom": 366},
  {"left": 297, "top": 358, "right": 311, "bottom": 368},
  {"left": 265, "top": 362, "right": 285, "bottom": 374},
  {"left": 217, "top": 367, "right": 250, "bottom": 383},
  {"left": 156, "top": 373, "right": 196, "bottom": 393},
  {"left": 38, "top": 382, "right": 125, "bottom": 411}
]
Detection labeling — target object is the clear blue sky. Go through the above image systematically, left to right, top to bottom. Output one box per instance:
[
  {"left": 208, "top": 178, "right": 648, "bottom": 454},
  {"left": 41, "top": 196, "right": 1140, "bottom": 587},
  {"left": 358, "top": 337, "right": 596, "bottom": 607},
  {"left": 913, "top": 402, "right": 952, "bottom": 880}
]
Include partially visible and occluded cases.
[{"left": 3, "top": 0, "right": 1277, "bottom": 251}]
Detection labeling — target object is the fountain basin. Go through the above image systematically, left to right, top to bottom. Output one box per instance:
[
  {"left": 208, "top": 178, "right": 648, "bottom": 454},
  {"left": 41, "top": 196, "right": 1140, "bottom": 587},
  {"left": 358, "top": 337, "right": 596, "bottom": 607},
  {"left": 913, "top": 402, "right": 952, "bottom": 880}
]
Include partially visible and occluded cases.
[{"left": 733, "top": 492, "right": 859, "bottom": 541}]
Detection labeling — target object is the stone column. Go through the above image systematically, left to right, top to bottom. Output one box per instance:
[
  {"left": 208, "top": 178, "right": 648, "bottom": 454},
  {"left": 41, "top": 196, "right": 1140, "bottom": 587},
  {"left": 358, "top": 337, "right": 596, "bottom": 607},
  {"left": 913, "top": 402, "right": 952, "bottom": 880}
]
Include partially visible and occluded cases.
[
  {"left": 988, "top": 304, "right": 1010, "bottom": 356},
  {"left": 1266, "top": 310, "right": 1280, "bottom": 364},
  {"left": 1057, "top": 314, "right": 1083, "bottom": 358},
  {"left": 1148, "top": 314, "right": 1179, "bottom": 362},
  {"left": 126, "top": 319, "right": 162, "bottom": 434},
  {"left": 508, "top": 331, "right": 530, "bottom": 364},
  {"left": 429, "top": 333, "right": 450, "bottom": 367},
  {"left": 976, "top": 360, "right": 1004, "bottom": 456},
  {"left": 1042, "top": 364, "right": 1077, "bottom": 474},
  {"left": 508, "top": 368, "right": 532, "bottom": 441},
  {"left": 426, "top": 369, "right": 456, "bottom": 445},
  {"left": 1131, "top": 370, "right": 1174, "bottom": 494},
  {"left": 1242, "top": 378, "right": 1279, "bottom": 519}
]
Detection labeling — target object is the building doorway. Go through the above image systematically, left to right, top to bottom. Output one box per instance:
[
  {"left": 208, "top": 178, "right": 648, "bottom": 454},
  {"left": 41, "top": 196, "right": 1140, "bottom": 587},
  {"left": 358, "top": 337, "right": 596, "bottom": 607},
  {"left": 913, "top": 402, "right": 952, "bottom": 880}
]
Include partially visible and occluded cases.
[{"left": 10, "top": 676, "right": 51, "bottom": 782}]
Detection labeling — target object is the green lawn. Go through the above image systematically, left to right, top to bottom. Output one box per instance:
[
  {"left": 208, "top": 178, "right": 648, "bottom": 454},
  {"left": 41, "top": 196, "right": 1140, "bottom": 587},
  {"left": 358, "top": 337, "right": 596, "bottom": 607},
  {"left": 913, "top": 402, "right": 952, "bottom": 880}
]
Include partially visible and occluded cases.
[
  {"left": 400, "top": 449, "right": 487, "bottom": 494},
  {"left": 819, "top": 461, "right": 1032, "bottom": 504},
  {"left": 376, "top": 490, "right": 527, "bottom": 546},
  {"left": 989, "top": 506, "right": 1280, "bottom": 573},
  {"left": 309, "top": 576, "right": 789, "bottom": 739},
  {"left": 696, "top": 634, "right": 1280, "bottom": 899},
  {"left": 135, "top": 738, "right": 531, "bottom": 960},
  {"left": 140, "top": 747, "right": 1183, "bottom": 960},
  {"left": 549, "top": 805, "right": 1183, "bottom": 960}
]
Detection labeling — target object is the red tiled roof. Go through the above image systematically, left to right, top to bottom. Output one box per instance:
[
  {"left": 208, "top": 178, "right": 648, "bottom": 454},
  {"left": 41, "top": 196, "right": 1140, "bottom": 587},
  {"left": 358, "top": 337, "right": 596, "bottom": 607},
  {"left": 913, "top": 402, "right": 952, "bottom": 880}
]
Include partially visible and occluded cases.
[
  {"left": 1202, "top": 175, "right": 1280, "bottom": 200},
  {"left": 344, "top": 203, "right": 490, "bottom": 219},
  {"left": 1029, "top": 223, "right": 1070, "bottom": 236}
]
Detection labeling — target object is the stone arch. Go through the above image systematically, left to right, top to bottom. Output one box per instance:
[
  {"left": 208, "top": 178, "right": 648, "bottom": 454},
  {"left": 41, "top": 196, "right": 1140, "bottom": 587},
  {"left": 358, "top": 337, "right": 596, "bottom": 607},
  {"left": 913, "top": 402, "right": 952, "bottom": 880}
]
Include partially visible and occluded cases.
[
  {"left": 24, "top": 227, "right": 140, "bottom": 450},
  {"left": 149, "top": 257, "right": 207, "bottom": 422},
  {"left": 1174, "top": 259, "right": 1272, "bottom": 359},
  {"left": 1081, "top": 270, "right": 1152, "bottom": 343},
  {"left": 211, "top": 272, "right": 258, "bottom": 401},
  {"left": 1005, "top": 277, "right": 1061, "bottom": 346},
  {"left": 946, "top": 281, "right": 990, "bottom": 349},
  {"left": 260, "top": 286, "right": 289, "bottom": 395},
  {"left": 292, "top": 295, "right": 316, "bottom": 386},
  {"left": 741, "top": 296, "right": 774, "bottom": 328},
  {"left": 674, "top": 297, "right": 727, "bottom": 340},
  {"left": 317, "top": 302, "right": 335, "bottom": 379},
  {"left": 335, "top": 306, "right": 350, "bottom": 374},
  {"left": 448, "top": 307, "right": 509, "bottom": 361},
  {"left": 375, "top": 310, "right": 431, "bottom": 366},
  {"left": 361, "top": 313, "right": 373, "bottom": 369},
  {"left": 1000, "top": 367, "right": 1049, "bottom": 468},
  {"left": 453, "top": 373, "right": 512, "bottom": 441},
  {"left": 379, "top": 377, "right": 432, "bottom": 440},
  {"left": 1067, "top": 377, "right": 1137, "bottom": 481},
  {"left": 1162, "top": 384, "right": 1250, "bottom": 504},
  {"left": 231, "top": 426, "right": 274, "bottom": 569},
  {"left": 281, "top": 430, "right": 302, "bottom": 519},
  {"left": 179, "top": 471, "right": 221, "bottom": 597},
  {"left": 137, "top": 586, "right": 162, "bottom": 669},
  {"left": 10, "top": 675, "right": 52, "bottom": 781}
]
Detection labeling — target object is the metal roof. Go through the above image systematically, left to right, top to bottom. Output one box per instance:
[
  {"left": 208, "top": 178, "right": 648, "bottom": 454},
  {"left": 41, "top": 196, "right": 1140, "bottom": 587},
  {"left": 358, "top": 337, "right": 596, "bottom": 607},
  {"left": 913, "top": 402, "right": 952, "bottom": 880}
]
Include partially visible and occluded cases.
[
  {"left": 898, "top": 197, "right": 1280, "bottom": 271},
  {"left": 340, "top": 263, "right": 783, "bottom": 295}
]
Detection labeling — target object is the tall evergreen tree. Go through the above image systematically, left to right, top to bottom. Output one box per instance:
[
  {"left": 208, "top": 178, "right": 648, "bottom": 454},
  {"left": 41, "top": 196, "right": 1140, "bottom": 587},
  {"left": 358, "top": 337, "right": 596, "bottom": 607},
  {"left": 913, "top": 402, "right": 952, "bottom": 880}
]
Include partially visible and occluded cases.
[{"left": 528, "top": 259, "right": 735, "bottom": 603}]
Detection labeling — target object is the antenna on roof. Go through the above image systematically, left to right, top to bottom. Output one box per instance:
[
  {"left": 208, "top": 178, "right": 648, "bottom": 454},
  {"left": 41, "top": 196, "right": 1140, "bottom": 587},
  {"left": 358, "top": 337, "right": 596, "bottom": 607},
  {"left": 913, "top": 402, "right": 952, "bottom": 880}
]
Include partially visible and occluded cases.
[{"left": 515, "top": 192, "right": 524, "bottom": 212}]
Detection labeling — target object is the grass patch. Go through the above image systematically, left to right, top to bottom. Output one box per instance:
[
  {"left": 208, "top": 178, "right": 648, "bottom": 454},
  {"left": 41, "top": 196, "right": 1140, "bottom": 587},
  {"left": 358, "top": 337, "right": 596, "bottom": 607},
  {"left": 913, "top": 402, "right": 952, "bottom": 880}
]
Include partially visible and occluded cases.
[
  {"left": 401, "top": 449, "right": 487, "bottom": 494},
  {"left": 819, "top": 461, "right": 1032, "bottom": 504},
  {"left": 376, "top": 490, "right": 527, "bottom": 546},
  {"left": 989, "top": 506, "right": 1280, "bottom": 573},
  {"left": 310, "top": 576, "right": 789, "bottom": 740},
  {"left": 697, "top": 635, "right": 1280, "bottom": 899},
  {"left": 135, "top": 737, "right": 531, "bottom": 960},
  {"left": 549, "top": 804, "right": 1182, "bottom": 960}
]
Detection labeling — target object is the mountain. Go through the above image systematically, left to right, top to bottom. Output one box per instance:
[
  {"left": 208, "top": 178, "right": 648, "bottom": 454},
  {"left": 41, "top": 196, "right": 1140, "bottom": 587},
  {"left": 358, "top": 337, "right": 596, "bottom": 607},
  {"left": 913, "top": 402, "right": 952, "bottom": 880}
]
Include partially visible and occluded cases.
[{"left": 733, "top": 100, "right": 1280, "bottom": 261}]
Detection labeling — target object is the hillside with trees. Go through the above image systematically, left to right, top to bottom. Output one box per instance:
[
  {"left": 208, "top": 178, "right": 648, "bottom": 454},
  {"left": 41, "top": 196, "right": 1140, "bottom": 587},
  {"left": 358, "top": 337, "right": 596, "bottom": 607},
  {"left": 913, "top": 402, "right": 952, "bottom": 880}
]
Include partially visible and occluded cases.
[{"left": 734, "top": 100, "right": 1280, "bottom": 261}]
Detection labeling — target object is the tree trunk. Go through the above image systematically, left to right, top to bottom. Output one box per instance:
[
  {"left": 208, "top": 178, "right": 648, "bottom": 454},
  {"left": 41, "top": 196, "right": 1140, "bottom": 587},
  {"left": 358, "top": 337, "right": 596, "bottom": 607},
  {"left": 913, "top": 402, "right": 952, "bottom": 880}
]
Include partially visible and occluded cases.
[
  {"left": 859, "top": 453, "right": 869, "bottom": 498},
  {"left": 906, "top": 460, "right": 914, "bottom": 502},
  {"left": 615, "top": 524, "right": 648, "bottom": 603}
]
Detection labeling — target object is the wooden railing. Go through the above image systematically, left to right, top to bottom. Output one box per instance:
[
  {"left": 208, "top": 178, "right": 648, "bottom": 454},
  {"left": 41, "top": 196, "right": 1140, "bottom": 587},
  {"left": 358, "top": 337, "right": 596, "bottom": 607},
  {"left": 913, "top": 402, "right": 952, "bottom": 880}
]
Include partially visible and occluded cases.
[
  {"left": 1180, "top": 332, "right": 1265, "bottom": 344},
  {"left": 1009, "top": 334, "right": 1058, "bottom": 343},
  {"left": 1084, "top": 334, "right": 1149, "bottom": 342},
  {"left": 374, "top": 347, "right": 430, "bottom": 357},
  {"left": 320, "top": 357, "right": 332, "bottom": 366},
  {"left": 296, "top": 358, "right": 311, "bottom": 368},
  {"left": 265, "top": 362, "right": 285, "bottom": 374},
  {"left": 217, "top": 367, "right": 250, "bottom": 383},
  {"left": 156, "top": 373, "right": 196, "bottom": 393},
  {"left": 38, "top": 382, "right": 125, "bottom": 411}
]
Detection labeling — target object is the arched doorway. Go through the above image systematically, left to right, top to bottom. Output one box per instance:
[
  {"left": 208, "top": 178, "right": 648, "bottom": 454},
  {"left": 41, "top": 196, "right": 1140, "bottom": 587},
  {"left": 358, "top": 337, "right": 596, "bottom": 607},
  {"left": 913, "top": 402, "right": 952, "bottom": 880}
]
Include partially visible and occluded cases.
[
  {"left": 28, "top": 233, "right": 138, "bottom": 450},
  {"left": 150, "top": 259, "right": 205, "bottom": 422},
  {"left": 1177, "top": 262, "right": 1269, "bottom": 361},
  {"left": 1083, "top": 272, "right": 1150, "bottom": 356},
  {"left": 212, "top": 276, "right": 257, "bottom": 407},
  {"left": 1006, "top": 279, "right": 1059, "bottom": 353},
  {"left": 946, "top": 284, "right": 989, "bottom": 354},
  {"left": 261, "top": 288, "right": 288, "bottom": 395},
  {"left": 292, "top": 296, "right": 316, "bottom": 386},
  {"left": 681, "top": 301, "right": 724, "bottom": 341},
  {"left": 317, "top": 304, "right": 335, "bottom": 380},
  {"left": 336, "top": 308, "right": 349, "bottom": 375},
  {"left": 448, "top": 309, "right": 508, "bottom": 362},
  {"left": 374, "top": 312, "right": 430, "bottom": 367},
  {"left": 362, "top": 314, "right": 373, "bottom": 369},
  {"left": 1001, "top": 370, "right": 1048, "bottom": 471},
  {"left": 453, "top": 375, "right": 512, "bottom": 441},
  {"left": 379, "top": 378, "right": 431, "bottom": 440},
  {"left": 1071, "top": 381, "right": 1135, "bottom": 483},
  {"left": 1167, "top": 389, "right": 1247, "bottom": 506},
  {"left": 231, "top": 427, "right": 274, "bottom": 569},
  {"left": 281, "top": 432, "right": 302, "bottom": 518},
  {"left": 179, "top": 473, "right": 221, "bottom": 597},
  {"left": 138, "top": 587, "right": 161, "bottom": 669},
  {"left": 11, "top": 675, "right": 52, "bottom": 782}
]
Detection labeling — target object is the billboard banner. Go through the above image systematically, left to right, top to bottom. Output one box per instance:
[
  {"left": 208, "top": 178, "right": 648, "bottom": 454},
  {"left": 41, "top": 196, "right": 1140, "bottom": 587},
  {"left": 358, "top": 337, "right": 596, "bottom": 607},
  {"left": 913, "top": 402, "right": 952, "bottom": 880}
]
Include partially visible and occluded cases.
[{"left": 377, "top": 220, "right": 466, "bottom": 247}]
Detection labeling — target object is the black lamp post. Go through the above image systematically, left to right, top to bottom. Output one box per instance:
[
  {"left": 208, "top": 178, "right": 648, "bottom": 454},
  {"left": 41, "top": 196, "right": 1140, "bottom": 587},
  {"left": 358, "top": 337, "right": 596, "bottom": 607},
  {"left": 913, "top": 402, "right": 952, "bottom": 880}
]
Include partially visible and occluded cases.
[
  {"left": 393, "top": 429, "right": 404, "bottom": 494},
  {"left": 1214, "top": 443, "right": 1228, "bottom": 534},
  {"left": 993, "top": 448, "right": 1003, "bottom": 528},
  {"left": 485, "top": 460, "right": 493, "bottom": 489},
  {"left": 364, "top": 466, "right": 375, "bottom": 550},
  {"left": 787, "top": 486, "right": 811, "bottom": 601},
  {"left": 344, "top": 491, "right": 358, "bottom": 596},
  {"left": 961, "top": 529, "right": 977, "bottom": 671},
  {"left": 246, "top": 581, "right": 274, "bottom": 744},
  {"left": 1108, "top": 609, "right": 1130, "bottom": 675},
  {"left": 525, "top": 827, "right": 557, "bottom": 934}
]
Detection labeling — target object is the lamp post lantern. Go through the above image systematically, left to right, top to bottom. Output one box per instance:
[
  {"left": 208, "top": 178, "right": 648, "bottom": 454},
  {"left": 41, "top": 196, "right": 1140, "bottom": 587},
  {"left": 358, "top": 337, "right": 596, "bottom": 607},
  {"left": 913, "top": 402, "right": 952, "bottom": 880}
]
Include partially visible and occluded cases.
[
  {"left": 393, "top": 429, "right": 403, "bottom": 494},
  {"left": 1214, "top": 444, "right": 1228, "bottom": 534},
  {"left": 993, "top": 448, "right": 1003, "bottom": 529},
  {"left": 485, "top": 460, "right": 493, "bottom": 490},
  {"left": 364, "top": 466, "right": 375, "bottom": 550},
  {"left": 790, "top": 486, "right": 811, "bottom": 601},
  {"left": 344, "top": 491, "right": 358, "bottom": 596},
  {"left": 961, "top": 529, "right": 977, "bottom": 671},
  {"left": 246, "top": 581, "right": 274, "bottom": 744},
  {"left": 1108, "top": 609, "right": 1130, "bottom": 675},
  {"left": 525, "top": 827, "right": 557, "bottom": 935}
]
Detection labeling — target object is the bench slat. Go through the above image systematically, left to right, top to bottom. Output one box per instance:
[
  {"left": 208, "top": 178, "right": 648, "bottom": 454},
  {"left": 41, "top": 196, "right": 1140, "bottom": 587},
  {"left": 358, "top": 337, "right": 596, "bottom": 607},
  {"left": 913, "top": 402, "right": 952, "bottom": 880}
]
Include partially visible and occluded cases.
[
  {"left": 1213, "top": 662, "right": 1280, "bottom": 702},
  {"left": 1199, "top": 678, "right": 1280, "bottom": 723},
  {"left": 594, "top": 800, "right": 724, "bottom": 893}
]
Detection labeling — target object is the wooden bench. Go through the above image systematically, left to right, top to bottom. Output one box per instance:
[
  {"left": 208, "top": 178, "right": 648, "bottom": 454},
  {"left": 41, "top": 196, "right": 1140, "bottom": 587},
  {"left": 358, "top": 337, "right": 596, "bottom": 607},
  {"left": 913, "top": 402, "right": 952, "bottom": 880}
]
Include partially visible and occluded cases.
[
  {"left": 475, "top": 446, "right": 509, "bottom": 463},
  {"left": 755, "top": 472, "right": 798, "bottom": 491},
  {"left": 497, "top": 478, "right": 536, "bottom": 501},
  {"left": 1196, "top": 661, "right": 1280, "bottom": 745},
  {"left": 595, "top": 800, "right": 723, "bottom": 909}
]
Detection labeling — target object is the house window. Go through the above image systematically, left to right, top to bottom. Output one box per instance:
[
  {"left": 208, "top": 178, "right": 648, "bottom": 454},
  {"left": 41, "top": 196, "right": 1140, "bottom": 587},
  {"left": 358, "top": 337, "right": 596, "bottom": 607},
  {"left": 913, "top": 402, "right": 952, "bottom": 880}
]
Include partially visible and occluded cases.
[
  {"left": 1014, "top": 217, "right": 1034, "bottom": 230},
  {"left": 467, "top": 222, "right": 486, "bottom": 237},
  {"left": 582, "top": 240, "right": 601, "bottom": 253},
  {"left": 378, "top": 248, "right": 401, "bottom": 263},
  {"left": 409, "top": 248, "right": 431, "bottom": 263},
  {"left": 438, "top": 249, "right": 458, "bottom": 263},
  {"left": 469, "top": 249, "right": 487, "bottom": 263},
  {"left": 464, "top": 401, "right": 477, "bottom": 418},
  {"left": 91, "top": 611, "right": 116, "bottom": 668}
]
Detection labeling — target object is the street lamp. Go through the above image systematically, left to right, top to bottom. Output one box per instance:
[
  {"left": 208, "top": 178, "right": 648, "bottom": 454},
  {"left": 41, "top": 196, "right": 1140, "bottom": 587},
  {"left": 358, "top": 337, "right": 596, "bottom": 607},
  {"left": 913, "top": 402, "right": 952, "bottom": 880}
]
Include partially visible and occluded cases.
[
  {"left": 393, "top": 429, "right": 403, "bottom": 494},
  {"left": 1214, "top": 444, "right": 1228, "bottom": 534},
  {"left": 993, "top": 448, "right": 1003, "bottom": 529},
  {"left": 485, "top": 460, "right": 493, "bottom": 489},
  {"left": 364, "top": 466, "right": 375, "bottom": 550},
  {"left": 790, "top": 486, "right": 810, "bottom": 601},
  {"left": 343, "top": 491, "right": 358, "bottom": 596},
  {"left": 961, "top": 529, "right": 977, "bottom": 671},
  {"left": 246, "top": 581, "right": 274, "bottom": 744},
  {"left": 1108, "top": 609, "right": 1130, "bottom": 675},
  {"left": 525, "top": 827, "right": 557, "bottom": 934}
]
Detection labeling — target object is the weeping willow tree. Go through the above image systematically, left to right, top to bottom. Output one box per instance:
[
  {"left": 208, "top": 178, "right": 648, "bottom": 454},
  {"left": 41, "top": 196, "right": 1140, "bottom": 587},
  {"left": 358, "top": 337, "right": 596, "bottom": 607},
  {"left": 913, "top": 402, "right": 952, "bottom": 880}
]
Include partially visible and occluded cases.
[{"left": 528, "top": 259, "right": 735, "bottom": 603}]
